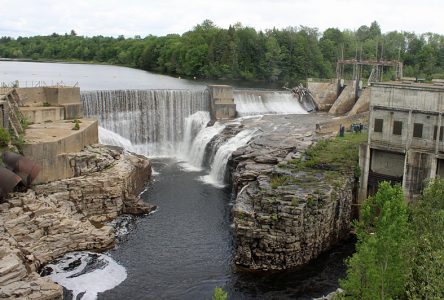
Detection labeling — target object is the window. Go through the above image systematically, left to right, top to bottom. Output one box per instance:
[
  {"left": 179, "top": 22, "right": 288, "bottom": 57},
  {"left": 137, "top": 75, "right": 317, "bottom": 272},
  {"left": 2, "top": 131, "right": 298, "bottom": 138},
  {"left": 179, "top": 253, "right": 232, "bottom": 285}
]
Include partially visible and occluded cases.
[
  {"left": 374, "top": 118, "right": 383, "bottom": 133},
  {"left": 393, "top": 121, "right": 402, "bottom": 135},
  {"left": 413, "top": 123, "right": 423, "bottom": 138},
  {"left": 433, "top": 126, "right": 444, "bottom": 141}
]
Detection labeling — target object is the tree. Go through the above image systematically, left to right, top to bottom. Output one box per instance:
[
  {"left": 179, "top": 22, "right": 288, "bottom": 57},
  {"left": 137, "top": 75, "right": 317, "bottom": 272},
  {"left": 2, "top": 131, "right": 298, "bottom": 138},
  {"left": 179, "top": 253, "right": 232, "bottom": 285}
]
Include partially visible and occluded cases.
[
  {"left": 406, "top": 179, "right": 444, "bottom": 299},
  {"left": 340, "top": 182, "right": 411, "bottom": 299}
]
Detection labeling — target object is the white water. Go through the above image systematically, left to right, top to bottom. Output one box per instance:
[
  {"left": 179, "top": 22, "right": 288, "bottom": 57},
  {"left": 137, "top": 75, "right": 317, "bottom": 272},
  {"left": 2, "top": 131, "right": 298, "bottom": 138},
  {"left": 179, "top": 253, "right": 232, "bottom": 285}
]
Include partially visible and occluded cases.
[
  {"left": 82, "top": 89, "right": 210, "bottom": 156},
  {"left": 234, "top": 91, "right": 308, "bottom": 116},
  {"left": 179, "top": 111, "right": 212, "bottom": 157},
  {"left": 179, "top": 121, "right": 225, "bottom": 171},
  {"left": 201, "top": 129, "right": 258, "bottom": 187},
  {"left": 44, "top": 252, "right": 127, "bottom": 300}
]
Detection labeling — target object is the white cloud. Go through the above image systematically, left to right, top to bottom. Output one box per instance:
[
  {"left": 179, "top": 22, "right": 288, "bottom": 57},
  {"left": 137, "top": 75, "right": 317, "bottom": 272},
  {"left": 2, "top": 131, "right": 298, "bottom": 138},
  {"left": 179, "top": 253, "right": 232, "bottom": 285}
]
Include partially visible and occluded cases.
[{"left": 0, "top": 0, "right": 442, "bottom": 37}]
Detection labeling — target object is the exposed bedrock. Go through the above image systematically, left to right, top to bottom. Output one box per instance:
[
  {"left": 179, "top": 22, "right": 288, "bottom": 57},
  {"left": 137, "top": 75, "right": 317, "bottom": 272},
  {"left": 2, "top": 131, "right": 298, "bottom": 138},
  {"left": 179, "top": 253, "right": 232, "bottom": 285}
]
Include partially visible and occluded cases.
[
  {"left": 229, "top": 114, "right": 354, "bottom": 271},
  {"left": 0, "top": 145, "right": 154, "bottom": 299}
]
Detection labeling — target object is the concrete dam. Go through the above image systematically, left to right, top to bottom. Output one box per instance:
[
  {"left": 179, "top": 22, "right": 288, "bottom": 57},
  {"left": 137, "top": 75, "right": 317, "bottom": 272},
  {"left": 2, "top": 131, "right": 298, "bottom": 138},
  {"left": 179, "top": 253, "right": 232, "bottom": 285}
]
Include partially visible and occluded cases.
[{"left": 81, "top": 87, "right": 310, "bottom": 186}]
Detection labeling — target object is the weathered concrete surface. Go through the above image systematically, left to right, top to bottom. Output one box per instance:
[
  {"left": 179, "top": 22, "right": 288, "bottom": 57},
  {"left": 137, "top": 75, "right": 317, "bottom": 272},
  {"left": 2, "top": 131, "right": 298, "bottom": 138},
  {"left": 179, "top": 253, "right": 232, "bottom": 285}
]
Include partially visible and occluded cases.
[
  {"left": 307, "top": 80, "right": 338, "bottom": 111},
  {"left": 329, "top": 83, "right": 356, "bottom": 115},
  {"left": 208, "top": 85, "right": 236, "bottom": 120},
  {"left": 347, "top": 87, "right": 370, "bottom": 116},
  {"left": 20, "top": 106, "right": 65, "bottom": 124},
  {"left": 227, "top": 114, "right": 356, "bottom": 270},
  {"left": 22, "top": 119, "right": 99, "bottom": 184},
  {"left": 0, "top": 145, "right": 153, "bottom": 299}
]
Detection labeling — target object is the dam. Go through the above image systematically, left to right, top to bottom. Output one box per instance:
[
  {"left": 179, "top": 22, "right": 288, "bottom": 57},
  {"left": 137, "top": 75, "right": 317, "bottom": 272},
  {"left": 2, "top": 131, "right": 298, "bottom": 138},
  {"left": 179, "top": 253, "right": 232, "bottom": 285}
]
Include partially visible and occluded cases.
[{"left": 1, "top": 61, "right": 354, "bottom": 300}]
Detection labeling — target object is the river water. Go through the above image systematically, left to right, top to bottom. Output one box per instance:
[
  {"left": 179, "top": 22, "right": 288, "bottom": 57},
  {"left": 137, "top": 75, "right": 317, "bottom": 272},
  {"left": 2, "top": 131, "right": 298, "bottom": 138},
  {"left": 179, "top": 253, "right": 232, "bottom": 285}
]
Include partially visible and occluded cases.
[{"left": 1, "top": 61, "right": 353, "bottom": 299}]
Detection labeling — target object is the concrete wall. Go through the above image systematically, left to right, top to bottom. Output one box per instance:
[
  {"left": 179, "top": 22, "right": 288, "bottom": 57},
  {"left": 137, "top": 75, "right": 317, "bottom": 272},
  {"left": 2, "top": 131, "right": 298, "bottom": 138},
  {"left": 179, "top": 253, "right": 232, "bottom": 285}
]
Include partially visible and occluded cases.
[
  {"left": 307, "top": 80, "right": 337, "bottom": 111},
  {"left": 329, "top": 82, "right": 356, "bottom": 115},
  {"left": 371, "top": 83, "right": 444, "bottom": 111},
  {"left": 208, "top": 85, "right": 236, "bottom": 119},
  {"left": 16, "top": 87, "right": 83, "bottom": 120},
  {"left": 44, "top": 87, "right": 81, "bottom": 106},
  {"left": 348, "top": 87, "right": 370, "bottom": 116},
  {"left": 16, "top": 88, "right": 47, "bottom": 106},
  {"left": 20, "top": 107, "right": 65, "bottom": 124},
  {"left": 370, "top": 109, "right": 440, "bottom": 151},
  {"left": 22, "top": 120, "right": 99, "bottom": 184},
  {"left": 371, "top": 149, "right": 405, "bottom": 177},
  {"left": 403, "top": 150, "right": 435, "bottom": 201}
]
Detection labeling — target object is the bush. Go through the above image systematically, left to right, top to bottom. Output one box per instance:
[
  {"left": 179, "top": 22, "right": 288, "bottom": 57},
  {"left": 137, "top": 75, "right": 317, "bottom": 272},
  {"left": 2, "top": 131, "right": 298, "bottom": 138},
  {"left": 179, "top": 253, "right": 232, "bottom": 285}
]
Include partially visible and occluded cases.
[
  {"left": 72, "top": 119, "right": 80, "bottom": 130},
  {"left": 0, "top": 127, "right": 11, "bottom": 147},
  {"left": 212, "top": 287, "right": 228, "bottom": 300}
]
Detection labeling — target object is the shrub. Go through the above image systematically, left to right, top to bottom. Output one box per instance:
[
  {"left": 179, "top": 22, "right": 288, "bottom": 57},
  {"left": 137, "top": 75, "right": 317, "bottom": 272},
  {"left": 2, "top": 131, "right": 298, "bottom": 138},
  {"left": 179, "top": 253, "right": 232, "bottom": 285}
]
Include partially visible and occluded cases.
[
  {"left": 72, "top": 120, "right": 80, "bottom": 130},
  {"left": 0, "top": 127, "right": 11, "bottom": 147},
  {"left": 212, "top": 287, "right": 228, "bottom": 300}
]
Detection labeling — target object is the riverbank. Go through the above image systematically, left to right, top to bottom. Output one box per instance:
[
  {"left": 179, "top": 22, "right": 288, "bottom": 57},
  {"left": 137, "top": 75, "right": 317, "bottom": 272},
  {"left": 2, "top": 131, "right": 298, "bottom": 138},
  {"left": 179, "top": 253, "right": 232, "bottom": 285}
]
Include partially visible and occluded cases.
[
  {"left": 228, "top": 114, "right": 367, "bottom": 271},
  {"left": 0, "top": 145, "right": 154, "bottom": 299}
]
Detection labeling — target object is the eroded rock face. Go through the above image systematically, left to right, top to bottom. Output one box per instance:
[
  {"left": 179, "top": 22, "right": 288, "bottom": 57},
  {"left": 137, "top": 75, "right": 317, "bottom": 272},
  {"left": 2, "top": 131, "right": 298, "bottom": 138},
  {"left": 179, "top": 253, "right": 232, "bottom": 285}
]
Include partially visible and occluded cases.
[
  {"left": 229, "top": 114, "right": 354, "bottom": 271},
  {"left": 0, "top": 145, "right": 154, "bottom": 299}
]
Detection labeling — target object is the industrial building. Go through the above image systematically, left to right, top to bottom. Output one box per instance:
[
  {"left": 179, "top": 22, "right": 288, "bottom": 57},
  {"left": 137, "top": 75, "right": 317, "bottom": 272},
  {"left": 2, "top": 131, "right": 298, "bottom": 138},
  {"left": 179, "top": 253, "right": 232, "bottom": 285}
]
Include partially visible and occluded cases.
[{"left": 359, "top": 81, "right": 444, "bottom": 202}]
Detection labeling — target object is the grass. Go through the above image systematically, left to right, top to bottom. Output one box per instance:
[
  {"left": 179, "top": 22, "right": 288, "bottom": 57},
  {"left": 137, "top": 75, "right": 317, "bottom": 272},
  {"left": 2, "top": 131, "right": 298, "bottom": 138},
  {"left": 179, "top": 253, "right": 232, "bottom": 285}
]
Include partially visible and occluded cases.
[
  {"left": 289, "top": 132, "right": 367, "bottom": 174},
  {"left": 271, "top": 175, "right": 290, "bottom": 189}
]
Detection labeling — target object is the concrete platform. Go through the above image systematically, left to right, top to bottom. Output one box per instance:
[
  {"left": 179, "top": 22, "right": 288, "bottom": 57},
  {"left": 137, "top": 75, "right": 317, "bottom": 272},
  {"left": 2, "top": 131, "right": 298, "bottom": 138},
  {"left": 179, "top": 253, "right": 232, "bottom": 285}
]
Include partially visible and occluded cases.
[{"left": 22, "top": 119, "right": 99, "bottom": 184}]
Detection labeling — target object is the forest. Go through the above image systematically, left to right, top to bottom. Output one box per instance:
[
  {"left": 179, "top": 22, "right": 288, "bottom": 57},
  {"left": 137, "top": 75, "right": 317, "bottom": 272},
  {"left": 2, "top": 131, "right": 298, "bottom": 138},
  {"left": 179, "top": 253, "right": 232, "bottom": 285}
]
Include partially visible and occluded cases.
[{"left": 0, "top": 20, "right": 443, "bottom": 86}]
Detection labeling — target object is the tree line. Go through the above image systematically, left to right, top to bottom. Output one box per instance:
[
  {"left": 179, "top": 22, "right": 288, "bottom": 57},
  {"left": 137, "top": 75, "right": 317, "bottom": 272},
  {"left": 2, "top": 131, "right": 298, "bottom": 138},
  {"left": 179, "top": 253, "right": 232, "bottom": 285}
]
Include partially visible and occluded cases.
[{"left": 1, "top": 20, "right": 444, "bottom": 85}]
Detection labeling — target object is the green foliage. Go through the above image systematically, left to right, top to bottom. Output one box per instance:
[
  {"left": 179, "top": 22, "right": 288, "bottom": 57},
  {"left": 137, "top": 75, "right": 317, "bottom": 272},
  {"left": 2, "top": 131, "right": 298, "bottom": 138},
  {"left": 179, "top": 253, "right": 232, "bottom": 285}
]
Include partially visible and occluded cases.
[
  {"left": 4, "top": 21, "right": 442, "bottom": 84},
  {"left": 42, "top": 102, "right": 50, "bottom": 107},
  {"left": 72, "top": 119, "right": 80, "bottom": 130},
  {"left": 0, "top": 127, "right": 11, "bottom": 147},
  {"left": 290, "top": 132, "right": 367, "bottom": 175},
  {"left": 270, "top": 175, "right": 289, "bottom": 189},
  {"left": 406, "top": 179, "right": 444, "bottom": 299},
  {"left": 340, "top": 182, "right": 411, "bottom": 299},
  {"left": 212, "top": 287, "right": 228, "bottom": 300}
]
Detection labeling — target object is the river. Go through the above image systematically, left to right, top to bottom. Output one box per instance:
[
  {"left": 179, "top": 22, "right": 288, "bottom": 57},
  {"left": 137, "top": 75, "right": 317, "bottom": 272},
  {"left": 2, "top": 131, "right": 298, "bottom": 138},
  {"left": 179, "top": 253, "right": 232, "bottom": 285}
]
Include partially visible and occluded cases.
[{"left": 2, "top": 61, "right": 353, "bottom": 299}]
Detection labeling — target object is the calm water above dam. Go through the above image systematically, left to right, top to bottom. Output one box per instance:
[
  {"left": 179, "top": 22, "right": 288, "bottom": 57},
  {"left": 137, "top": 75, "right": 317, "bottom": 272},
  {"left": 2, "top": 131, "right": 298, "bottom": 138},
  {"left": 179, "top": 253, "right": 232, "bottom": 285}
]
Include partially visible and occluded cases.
[{"left": 4, "top": 61, "right": 353, "bottom": 299}]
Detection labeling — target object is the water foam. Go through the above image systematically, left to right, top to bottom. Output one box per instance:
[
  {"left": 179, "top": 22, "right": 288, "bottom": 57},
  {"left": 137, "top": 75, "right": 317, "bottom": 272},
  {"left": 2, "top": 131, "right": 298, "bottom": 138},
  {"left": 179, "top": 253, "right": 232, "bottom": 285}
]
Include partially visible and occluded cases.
[{"left": 43, "top": 252, "right": 127, "bottom": 300}]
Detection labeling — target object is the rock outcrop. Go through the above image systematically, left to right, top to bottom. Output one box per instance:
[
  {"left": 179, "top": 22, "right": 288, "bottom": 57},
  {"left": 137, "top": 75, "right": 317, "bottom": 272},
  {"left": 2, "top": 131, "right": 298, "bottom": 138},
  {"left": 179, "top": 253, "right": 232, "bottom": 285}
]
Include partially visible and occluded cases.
[
  {"left": 228, "top": 114, "right": 355, "bottom": 271},
  {"left": 0, "top": 145, "right": 154, "bottom": 299}
]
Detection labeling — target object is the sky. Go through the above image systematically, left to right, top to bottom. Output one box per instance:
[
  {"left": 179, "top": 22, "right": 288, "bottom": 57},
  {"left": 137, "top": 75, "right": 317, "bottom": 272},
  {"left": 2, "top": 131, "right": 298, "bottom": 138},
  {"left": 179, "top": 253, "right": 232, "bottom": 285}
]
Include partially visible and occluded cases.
[{"left": 0, "top": 0, "right": 443, "bottom": 38}]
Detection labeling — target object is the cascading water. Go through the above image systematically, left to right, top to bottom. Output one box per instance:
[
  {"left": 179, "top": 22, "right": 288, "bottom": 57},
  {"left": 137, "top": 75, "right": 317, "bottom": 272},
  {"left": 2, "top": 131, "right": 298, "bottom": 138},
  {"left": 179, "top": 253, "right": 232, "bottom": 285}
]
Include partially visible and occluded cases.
[
  {"left": 82, "top": 89, "right": 210, "bottom": 156},
  {"left": 234, "top": 90, "right": 308, "bottom": 116},
  {"left": 179, "top": 111, "right": 212, "bottom": 157},
  {"left": 201, "top": 129, "right": 258, "bottom": 187}
]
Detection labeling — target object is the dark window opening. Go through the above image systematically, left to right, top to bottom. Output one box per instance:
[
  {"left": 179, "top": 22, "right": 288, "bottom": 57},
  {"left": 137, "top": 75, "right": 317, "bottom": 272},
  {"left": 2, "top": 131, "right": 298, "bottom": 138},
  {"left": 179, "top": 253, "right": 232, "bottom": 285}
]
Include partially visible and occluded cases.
[
  {"left": 374, "top": 118, "right": 383, "bottom": 133},
  {"left": 393, "top": 121, "right": 403, "bottom": 135},
  {"left": 413, "top": 123, "right": 423, "bottom": 138},
  {"left": 434, "top": 126, "right": 444, "bottom": 141}
]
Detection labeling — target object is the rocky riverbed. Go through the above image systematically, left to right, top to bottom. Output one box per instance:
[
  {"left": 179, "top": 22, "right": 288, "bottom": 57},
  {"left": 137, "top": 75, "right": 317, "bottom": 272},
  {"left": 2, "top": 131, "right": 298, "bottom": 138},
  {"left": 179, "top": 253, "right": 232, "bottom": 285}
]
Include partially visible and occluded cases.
[
  {"left": 227, "top": 113, "right": 365, "bottom": 271},
  {"left": 0, "top": 145, "right": 154, "bottom": 299}
]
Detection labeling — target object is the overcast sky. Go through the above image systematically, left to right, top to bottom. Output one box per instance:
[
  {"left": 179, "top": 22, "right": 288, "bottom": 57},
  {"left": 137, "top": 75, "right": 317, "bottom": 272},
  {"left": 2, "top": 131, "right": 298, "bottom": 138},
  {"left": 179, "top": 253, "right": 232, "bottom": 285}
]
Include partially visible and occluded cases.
[{"left": 0, "top": 0, "right": 443, "bottom": 38}]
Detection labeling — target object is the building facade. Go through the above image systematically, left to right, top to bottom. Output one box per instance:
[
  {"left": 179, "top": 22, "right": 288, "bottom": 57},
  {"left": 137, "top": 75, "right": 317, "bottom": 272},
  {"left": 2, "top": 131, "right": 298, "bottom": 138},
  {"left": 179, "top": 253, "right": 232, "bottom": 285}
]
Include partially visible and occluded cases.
[{"left": 359, "top": 82, "right": 444, "bottom": 203}]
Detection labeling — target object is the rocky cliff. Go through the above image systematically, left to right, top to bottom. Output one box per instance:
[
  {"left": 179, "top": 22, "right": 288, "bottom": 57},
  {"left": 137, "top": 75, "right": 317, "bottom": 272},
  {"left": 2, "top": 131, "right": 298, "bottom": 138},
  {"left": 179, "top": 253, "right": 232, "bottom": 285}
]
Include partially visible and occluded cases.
[
  {"left": 228, "top": 114, "right": 359, "bottom": 271},
  {"left": 0, "top": 145, "right": 154, "bottom": 299}
]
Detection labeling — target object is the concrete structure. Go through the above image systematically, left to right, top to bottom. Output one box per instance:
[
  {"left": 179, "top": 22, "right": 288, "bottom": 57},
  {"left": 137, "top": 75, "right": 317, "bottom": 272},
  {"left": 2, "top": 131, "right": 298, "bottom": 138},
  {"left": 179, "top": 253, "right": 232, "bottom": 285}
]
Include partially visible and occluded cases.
[
  {"left": 307, "top": 79, "right": 338, "bottom": 111},
  {"left": 359, "top": 82, "right": 444, "bottom": 203},
  {"left": 208, "top": 85, "right": 237, "bottom": 120},
  {"left": 0, "top": 86, "right": 99, "bottom": 184},
  {"left": 17, "top": 86, "right": 83, "bottom": 120},
  {"left": 22, "top": 119, "right": 99, "bottom": 184}
]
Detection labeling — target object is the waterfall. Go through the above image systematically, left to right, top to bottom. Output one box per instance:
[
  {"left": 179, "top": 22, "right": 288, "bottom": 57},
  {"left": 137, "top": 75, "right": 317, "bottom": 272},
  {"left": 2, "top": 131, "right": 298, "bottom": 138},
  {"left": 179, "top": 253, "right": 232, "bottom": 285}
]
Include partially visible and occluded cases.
[
  {"left": 82, "top": 89, "right": 210, "bottom": 156},
  {"left": 234, "top": 90, "right": 308, "bottom": 116},
  {"left": 179, "top": 111, "right": 212, "bottom": 157},
  {"left": 180, "top": 122, "right": 225, "bottom": 171},
  {"left": 99, "top": 126, "right": 135, "bottom": 152},
  {"left": 201, "top": 129, "right": 257, "bottom": 187}
]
